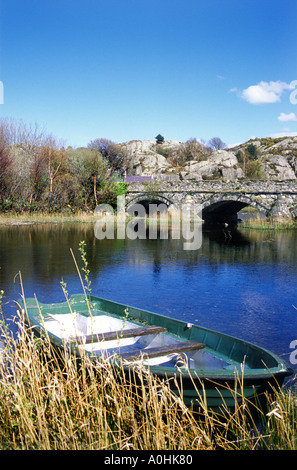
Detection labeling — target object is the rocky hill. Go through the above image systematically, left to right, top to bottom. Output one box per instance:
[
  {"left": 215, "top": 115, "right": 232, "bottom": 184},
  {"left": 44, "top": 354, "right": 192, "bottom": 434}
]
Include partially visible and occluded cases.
[{"left": 121, "top": 136, "right": 297, "bottom": 181}]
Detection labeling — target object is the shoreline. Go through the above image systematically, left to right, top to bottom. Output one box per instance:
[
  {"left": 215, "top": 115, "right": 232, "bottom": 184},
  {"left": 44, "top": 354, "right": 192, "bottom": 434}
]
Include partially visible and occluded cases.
[{"left": 1, "top": 211, "right": 297, "bottom": 231}]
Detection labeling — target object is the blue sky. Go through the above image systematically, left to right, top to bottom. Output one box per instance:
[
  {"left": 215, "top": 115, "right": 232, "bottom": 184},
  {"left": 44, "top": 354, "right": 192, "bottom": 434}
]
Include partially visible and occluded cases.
[{"left": 0, "top": 0, "right": 296, "bottom": 148}]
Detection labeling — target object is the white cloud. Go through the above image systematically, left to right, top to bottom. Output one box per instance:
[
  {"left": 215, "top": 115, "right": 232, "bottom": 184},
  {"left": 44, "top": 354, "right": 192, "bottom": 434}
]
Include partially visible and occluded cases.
[
  {"left": 240, "top": 81, "right": 293, "bottom": 104},
  {"left": 278, "top": 112, "right": 297, "bottom": 122},
  {"left": 269, "top": 131, "right": 297, "bottom": 138},
  {"left": 227, "top": 142, "right": 242, "bottom": 149}
]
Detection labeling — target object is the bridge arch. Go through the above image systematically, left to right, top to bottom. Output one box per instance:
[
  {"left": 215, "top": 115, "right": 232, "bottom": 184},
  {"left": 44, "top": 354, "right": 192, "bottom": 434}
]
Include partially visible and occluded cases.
[
  {"left": 126, "top": 193, "right": 175, "bottom": 213},
  {"left": 201, "top": 194, "right": 270, "bottom": 225}
]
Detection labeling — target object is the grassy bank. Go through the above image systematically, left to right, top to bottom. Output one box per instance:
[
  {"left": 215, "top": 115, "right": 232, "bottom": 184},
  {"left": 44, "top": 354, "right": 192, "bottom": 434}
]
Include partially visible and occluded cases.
[
  {"left": 0, "top": 211, "right": 97, "bottom": 225},
  {"left": 239, "top": 216, "right": 297, "bottom": 231},
  {"left": 0, "top": 308, "right": 296, "bottom": 450}
]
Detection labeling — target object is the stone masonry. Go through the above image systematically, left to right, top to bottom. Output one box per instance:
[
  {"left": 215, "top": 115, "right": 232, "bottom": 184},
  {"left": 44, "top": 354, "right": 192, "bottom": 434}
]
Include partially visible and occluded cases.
[{"left": 125, "top": 179, "right": 297, "bottom": 225}]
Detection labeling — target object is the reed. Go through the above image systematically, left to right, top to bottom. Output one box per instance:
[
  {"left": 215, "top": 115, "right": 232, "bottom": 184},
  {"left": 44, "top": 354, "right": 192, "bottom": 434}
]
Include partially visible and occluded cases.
[
  {"left": 239, "top": 215, "right": 297, "bottom": 231},
  {"left": 0, "top": 312, "right": 213, "bottom": 450},
  {"left": 264, "top": 384, "right": 297, "bottom": 450}
]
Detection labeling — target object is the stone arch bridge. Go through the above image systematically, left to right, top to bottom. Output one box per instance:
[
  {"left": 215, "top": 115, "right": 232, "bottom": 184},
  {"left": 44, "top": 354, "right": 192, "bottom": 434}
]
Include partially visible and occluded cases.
[{"left": 125, "top": 180, "right": 297, "bottom": 225}]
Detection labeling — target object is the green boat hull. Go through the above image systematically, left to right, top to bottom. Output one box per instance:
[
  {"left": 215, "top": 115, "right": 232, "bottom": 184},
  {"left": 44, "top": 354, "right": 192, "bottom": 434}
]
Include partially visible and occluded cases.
[{"left": 19, "top": 294, "right": 293, "bottom": 414}]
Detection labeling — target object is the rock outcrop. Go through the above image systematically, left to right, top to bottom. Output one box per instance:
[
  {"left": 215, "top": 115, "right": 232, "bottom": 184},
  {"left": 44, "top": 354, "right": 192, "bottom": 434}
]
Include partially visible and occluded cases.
[
  {"left": 122, "top": 136, "right": 297, "bottom": 181},
  {"left": 229, "top": 136, "right": 297, "bottom": 180},
  {"left": 123, "top": 140, "right": 174, "bottom": 176},
  {"left": 182, "top": 150, "right": 244, "bottom": 180},
  {"left": 260, "top": 154, "right": 296, "bottom": 180}
]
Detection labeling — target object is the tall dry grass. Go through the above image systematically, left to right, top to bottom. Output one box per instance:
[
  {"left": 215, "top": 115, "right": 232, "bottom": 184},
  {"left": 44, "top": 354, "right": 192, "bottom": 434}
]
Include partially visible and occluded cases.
[
  {"left": 0, "top": 308, "right": 296, "bottom": 450},
  {"left": 0, "top": 309, "right": 212, "bottom": 450}
]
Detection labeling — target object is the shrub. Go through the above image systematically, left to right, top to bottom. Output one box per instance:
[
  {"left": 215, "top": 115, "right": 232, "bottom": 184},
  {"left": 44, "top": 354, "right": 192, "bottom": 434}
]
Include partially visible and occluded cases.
[{"left": 245, "top": 160, "right": 264, "bottom": 179}]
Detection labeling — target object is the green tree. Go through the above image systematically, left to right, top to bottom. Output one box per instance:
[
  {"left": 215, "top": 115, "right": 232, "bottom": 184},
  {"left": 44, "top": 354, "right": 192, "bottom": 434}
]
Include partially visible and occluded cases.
[
  {"left": 155, "top": 134, "right": 165, "bottom": 144},
  {"left": 247, "top": 143, "right": 258, "bottom": 159},
  {"left": 236, "top": 149, "right": 263, "bottom": 179}
]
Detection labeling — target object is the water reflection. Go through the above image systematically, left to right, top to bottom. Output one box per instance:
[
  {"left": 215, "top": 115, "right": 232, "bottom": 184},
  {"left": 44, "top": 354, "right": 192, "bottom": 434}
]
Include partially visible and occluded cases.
[{"left": 0, "top": 222, "right": 296, "bottom": 369}]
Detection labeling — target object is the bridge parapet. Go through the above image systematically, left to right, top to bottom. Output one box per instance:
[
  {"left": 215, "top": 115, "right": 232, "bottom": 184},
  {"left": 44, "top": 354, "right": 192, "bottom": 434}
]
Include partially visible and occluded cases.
[{"left": 126, "top": 179, "right": 297, "bottom": 193}]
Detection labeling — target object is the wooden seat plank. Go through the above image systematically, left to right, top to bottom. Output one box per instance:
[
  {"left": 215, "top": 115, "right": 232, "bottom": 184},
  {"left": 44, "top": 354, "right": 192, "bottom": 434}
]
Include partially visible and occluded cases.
[
  {"left": 73, "top": 325, "right": 167, "bottom": 344},
  {"left": 119, "top": 340, "right": 206, "bottom": 361}
]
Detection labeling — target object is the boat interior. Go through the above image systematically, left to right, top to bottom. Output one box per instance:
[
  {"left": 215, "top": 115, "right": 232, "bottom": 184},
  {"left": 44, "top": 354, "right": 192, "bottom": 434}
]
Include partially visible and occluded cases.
[{"left": 42, "top": 310, "right": 238, "bottom": 370}]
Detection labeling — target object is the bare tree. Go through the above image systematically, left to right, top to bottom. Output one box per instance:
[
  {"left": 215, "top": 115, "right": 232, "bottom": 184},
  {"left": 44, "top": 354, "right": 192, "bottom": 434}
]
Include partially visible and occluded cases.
[
  {"left": 0, "top": 117, "right": 48, "bottom": 149},
  {"left": 0, "top": 118, "right": 64, "bottom": 210},
  {"left": 208, "top": 137, "right": 227, "bottom": 151},
  {"left": 88, "top": 138, "right": 114, "bottom": 154},
  {"left": 88, "top": 138, "right": 129, "bottom": 174},
  {"left": 168, "top": 139, "right": 212, "bottom": 166},
  {"left": 0, "top": 145, "right": 11, "bottom": 185},
  {"left": 38, "top": 145, "right": 67, "bottom": 194},
  {"left": 28, "top": 147, "right": 47, "bottom": 211}
]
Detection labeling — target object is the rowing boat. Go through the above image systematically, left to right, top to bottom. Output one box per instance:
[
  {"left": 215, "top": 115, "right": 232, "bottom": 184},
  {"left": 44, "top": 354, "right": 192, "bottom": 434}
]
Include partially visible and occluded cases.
[{"left": 18, "top": 294, "right": 293, "bottom": 413}]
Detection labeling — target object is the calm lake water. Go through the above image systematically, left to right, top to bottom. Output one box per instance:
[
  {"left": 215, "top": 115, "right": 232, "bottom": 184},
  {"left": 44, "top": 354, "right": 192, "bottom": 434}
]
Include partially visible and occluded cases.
[{"left": 0, "top": 221, "right": 297, "bottom": 371}]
